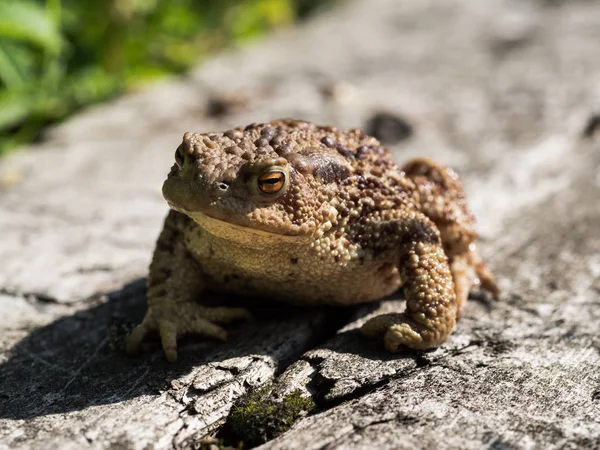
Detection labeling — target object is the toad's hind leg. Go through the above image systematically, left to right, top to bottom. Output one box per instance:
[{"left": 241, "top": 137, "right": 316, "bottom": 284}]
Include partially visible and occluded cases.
[
  {"left": 402, "top": 157, "right": 499, "bottom": 317},
  {"left": 126, "top": 210, "right": 252, "bottom": 362},
  {"left": 449, "top": 248, "right": 499, "bottom": 318}
]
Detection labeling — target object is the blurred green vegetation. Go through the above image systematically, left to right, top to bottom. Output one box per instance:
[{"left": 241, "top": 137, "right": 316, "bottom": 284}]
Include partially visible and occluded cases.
[{"left": 0, "top": 0, "right": 332, "bottom": 154}]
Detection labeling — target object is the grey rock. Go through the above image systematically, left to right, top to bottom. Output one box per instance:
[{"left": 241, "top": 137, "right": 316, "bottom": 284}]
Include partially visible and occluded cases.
[{"left": 1, "top": 0, "right": 599, "bottom": 449}]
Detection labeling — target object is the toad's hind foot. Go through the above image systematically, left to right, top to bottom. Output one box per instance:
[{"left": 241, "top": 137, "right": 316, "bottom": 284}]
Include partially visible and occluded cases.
[
  {"left": 450, "top": 245, "right": 500, "bottom": 318},
  {"left": 474, "top": 258, "right": 499, "bottom": 298},
  {"left": 126, "top": 305, "right": 253, "bottom": 362}
]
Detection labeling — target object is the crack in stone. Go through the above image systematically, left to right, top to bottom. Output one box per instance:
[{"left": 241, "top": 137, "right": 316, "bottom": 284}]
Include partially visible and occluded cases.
[
  {"left": 0, "top": 287, "right": 61, "bottom": 304},
  {"left": 303, "top": 341, "right": 484, "bottom": 411}
]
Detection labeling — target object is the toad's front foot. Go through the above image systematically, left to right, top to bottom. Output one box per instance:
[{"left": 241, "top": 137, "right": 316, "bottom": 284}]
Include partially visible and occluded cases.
[{"left": 126, "top": 304, "right": 253, "bottom": 362}]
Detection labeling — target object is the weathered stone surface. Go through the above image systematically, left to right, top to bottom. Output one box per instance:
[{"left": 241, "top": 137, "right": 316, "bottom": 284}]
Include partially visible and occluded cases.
[
  {"left": 1, "top": 0, "right": 599, "bottom": 449},
  {"left": 0, "top": 282, "right": 342, "bottom": 449}
]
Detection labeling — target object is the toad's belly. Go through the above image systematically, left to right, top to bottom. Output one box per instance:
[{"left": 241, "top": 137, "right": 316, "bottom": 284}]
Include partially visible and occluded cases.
[
  {"left": 184, "top": 226, "right": 402, "bottom": 305},
  {"left": 203, "top": 257, "right": 401, "bottom": 305}
]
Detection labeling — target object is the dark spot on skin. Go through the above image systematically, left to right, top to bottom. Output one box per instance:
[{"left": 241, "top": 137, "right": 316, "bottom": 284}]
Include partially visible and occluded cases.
[
  {"left": 366, "top": 112, "right": 413, "bottom": 145},
  {"left": 582, "top": 114, "right": 600, "bottom": 139},
  {"left": 261, "top": 127, "right": 276, "bottom": 139},
  {"left": 321, "top": 136, "right": 336, "bottom": 148},
  {"left": 354, "top": 145, "right": 390, "bottom": 166},
  {"left": 336, "top": 146, "right": 355, "bottom": 159},
  {"left": 356, "top": 146, "right": 371, "bottom": 159},
  {"left": 289, "top": 150, "right": 351, "bottom": 183},
  {"left": 313, "top": 162, "right": 350, "bottom": 184},
  {"left": 356, "top": 176, "right": 385, "bottom": 190},
  {"left": 347, "top": 217, "right": 440, "bottom": 250},
  {"left": 398, "top": 219, "right": 441, "bottom": 246},
  {"left": 209, "top": 247, "right": 215, "bottom": 256},
  {"left": 290, "top": 258, "right": 298, "bottom": 264},
  {"left": 592, "top": 391, "right": 600, "bottom": 401}
]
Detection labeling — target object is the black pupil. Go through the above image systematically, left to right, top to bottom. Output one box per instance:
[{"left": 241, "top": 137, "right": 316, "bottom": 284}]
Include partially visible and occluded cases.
[
  {"left": 175, "top": 147, "right": 183, "bottom": 163},
  {"left": 262, "top": 177, "right": 281, "bottom": 185}
]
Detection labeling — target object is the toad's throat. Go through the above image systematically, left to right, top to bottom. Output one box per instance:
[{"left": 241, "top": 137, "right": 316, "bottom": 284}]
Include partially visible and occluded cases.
[{"left": 168, "top": 204, "right": 307, "bottom": 244}]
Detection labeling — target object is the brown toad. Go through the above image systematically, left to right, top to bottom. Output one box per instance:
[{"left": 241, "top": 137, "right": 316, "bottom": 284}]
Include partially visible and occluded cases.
[{"left": 127, "top": 119, "right": 498, "bottom": 362}]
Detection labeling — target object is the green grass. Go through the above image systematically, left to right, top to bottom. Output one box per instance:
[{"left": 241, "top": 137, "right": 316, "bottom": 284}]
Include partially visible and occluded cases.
[{"left": 0, "top": 0, "right": 332, "bottom": 155}]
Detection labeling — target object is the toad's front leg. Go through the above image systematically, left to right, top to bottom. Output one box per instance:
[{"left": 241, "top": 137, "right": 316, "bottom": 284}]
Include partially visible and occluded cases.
[
  {"left": 126, "top": 210, "right": 252, "bottom": 362},
  {"left": 361, "top": 219, "right": 457, "bottom": 351}
]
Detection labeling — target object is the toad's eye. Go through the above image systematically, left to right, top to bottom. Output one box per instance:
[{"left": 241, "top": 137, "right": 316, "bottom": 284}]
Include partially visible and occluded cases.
[
  {"left": 174, "top": 146, "right": 184, "bottom": 168},
  {"left": 257, "top": 170, "right": 286, "bottom": 194}
]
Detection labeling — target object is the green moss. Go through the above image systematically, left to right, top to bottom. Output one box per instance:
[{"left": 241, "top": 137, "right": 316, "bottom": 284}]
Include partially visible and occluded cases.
[{"left": 229, "top": 386, "right": 316, "bottom": 447}]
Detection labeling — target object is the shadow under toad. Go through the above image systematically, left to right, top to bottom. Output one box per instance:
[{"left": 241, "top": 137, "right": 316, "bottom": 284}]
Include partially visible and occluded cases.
[
  {"left": 0, "top": 275, "right": 490, "bottom": 421},
  {"left": 0, "top": 278, "right": 364, "bottom": 421}
]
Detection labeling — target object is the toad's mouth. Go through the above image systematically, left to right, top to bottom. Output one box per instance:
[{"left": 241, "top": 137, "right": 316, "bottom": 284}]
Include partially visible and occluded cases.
[{"left": 167, "top": 202, "right": 308, "bottom": 243}]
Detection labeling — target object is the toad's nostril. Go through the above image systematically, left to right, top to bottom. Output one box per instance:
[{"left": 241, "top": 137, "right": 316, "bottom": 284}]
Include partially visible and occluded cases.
[{"left": 217, "top": 182, "right": 229, "bottom": 191}]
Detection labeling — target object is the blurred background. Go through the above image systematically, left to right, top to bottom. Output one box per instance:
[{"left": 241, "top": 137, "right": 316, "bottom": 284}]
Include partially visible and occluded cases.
[{"left": 0, "top": 0, "right": 333, "bottom": 155}]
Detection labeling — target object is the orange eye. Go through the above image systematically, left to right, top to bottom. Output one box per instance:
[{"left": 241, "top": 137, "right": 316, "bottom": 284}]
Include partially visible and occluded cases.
[{"left": 257, "top": 170, "right": 286, "bottom": 194}]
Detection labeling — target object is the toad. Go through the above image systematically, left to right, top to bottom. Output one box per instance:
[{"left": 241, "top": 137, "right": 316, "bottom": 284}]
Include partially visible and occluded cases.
[{"left": 127, "top": 119, "right": 498, "bottom": 362}]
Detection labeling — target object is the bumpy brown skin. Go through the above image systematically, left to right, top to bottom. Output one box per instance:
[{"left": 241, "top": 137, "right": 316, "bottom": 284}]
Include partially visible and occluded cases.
[{"left": 126, "top": 119, "right": 498, "bottom": 362}]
